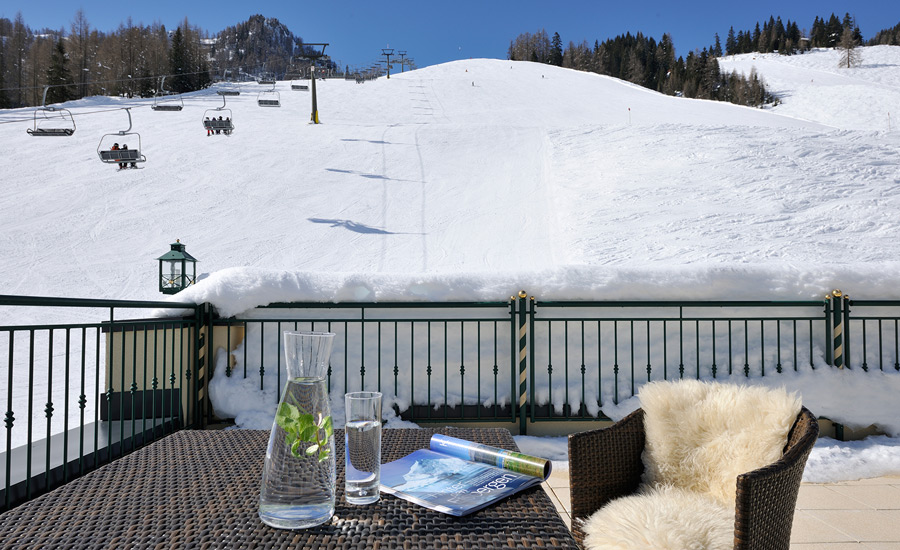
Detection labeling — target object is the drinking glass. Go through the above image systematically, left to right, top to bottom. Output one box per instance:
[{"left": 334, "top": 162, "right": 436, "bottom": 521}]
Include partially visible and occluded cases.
[{"left": 344, "top": 391, "right": 382, "bottom": 504}]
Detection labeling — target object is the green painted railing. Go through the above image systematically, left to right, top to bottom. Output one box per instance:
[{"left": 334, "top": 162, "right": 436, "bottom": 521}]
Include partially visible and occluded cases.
[{"left": 0, "top": 295, "right": 200, "bottom": 512}]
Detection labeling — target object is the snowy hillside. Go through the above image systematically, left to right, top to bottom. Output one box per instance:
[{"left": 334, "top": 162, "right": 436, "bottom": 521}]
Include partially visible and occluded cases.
[
  {"left": 720, "top": 45, "right": 900, "bottom": 131},
  {"left": 1, "top": 48, "right": 899, "bottom": 316}
]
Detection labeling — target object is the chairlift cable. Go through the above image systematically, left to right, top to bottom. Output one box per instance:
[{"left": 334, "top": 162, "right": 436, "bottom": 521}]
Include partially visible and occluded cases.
[
  {"left": 0, "top": 68, "right": 216, "bottom": 94},
  {"left": 0, "top": 88, "right": 244, "bottom": 126}
]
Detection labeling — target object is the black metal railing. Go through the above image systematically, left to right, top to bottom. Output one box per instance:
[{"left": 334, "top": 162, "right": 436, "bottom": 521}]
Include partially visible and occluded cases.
[
  {"left": 208, "top": 294, "right": 900, "bottom": 434},
  {"left": 0, "top": 295, "right": 200, "bottom": 512},
  {"left": 527, "top": 298, "right": 826, "bottom": 423},
  {"left": 208, "top": 301, "right": 517, "bottom": 427}
]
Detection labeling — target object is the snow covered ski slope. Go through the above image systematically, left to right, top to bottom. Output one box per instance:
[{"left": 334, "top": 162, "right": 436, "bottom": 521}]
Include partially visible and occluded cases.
[{"left": 1, "top": 48, "right": 899, "bottom": 314}]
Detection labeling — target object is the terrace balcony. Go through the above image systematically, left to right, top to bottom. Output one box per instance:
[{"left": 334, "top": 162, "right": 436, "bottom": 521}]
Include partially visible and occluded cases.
[{"left": 2, "top": 292, "right": 899, "bottom": 547}]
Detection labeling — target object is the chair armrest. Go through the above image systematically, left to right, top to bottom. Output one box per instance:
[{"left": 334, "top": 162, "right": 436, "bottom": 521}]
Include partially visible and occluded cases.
[
  {"left": 733, "top": 407, "right": 819, "bottom": 550},
  {"left": 568, "top": 408, "right": 646, "bottom": 545}
]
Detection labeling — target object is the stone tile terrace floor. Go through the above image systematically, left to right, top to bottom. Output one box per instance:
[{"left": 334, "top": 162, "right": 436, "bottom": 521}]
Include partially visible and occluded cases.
[{"left": 541, "top": 471, "right": 900, "bottom": 549}]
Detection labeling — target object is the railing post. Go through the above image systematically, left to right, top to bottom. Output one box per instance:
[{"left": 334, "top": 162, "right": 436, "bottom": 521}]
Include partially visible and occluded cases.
[
  {"left": 825, "top": 289, "right": 850, "bottom": 369},
  {"left": 833, "top": 290, "right": 845, "bottom": 369},
  {"left": 515, "top": 291, "right": 528, "bottom": 435},
  {"left": 843, "top": 293, "right": 851, "bottom": 369},
  {"left": 824, "top": 294, "right": 833, "bottom": 367},
  {"left": 528, "top": 295, "right": 536, "bottom": 428},
  {"left": 509, "top": 296, "right": 517, "bottom": 428},
  {"left": 193, "top": 303, "right": 210, "bottom": 428}
]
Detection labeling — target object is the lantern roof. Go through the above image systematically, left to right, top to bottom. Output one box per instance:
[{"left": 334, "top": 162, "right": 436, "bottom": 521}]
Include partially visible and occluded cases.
[{"left": 156, "top": 240, "right": 198, "bottom": 262}]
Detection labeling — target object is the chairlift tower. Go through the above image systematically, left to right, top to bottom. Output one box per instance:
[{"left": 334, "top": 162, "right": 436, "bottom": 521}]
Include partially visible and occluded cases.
[
  {"left": 296, "top": 43, "right": 329, "bottom": 124},
  {"left": 381, "top": 48, "right": 395, "bottom": 79},
  {"left": 398, "top": 50, "right": 408, "bottom": 73}
]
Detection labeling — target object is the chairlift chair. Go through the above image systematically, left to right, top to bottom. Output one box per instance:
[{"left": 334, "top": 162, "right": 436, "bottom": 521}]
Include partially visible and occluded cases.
[
  {"left": 290, "top": 68, "right": 310, "bottom": 91},
  {"left": 218, "top": 72, "right": 241, "bottom": 95},
  {"left": 151, "top": 76, "right": 184, "bottom": 111},
  {"left": 218, "top": 82, "right": 241, "bottom": 96},
  {"left": 257, "top": 83, "right": 281, "bottom": 107},
  {"left": 27, "top": 86, "right": 76, "bottom": 136},
  {"left": 203, "top": 94, "right": 235, "bottom": 135},
  {"left": 96, "top": 108, "right": 146, "bottom": 165}
]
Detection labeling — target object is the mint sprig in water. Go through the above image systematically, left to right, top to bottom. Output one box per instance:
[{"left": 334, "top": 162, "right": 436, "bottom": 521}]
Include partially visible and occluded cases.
[{"left": 275, "top": 401, "right": 334, "bottom": 463}]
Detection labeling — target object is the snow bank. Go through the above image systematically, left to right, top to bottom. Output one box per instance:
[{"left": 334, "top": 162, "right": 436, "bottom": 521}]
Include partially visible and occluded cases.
[{"left": 167, "top": 264, "right": 900, "bottom": 318}]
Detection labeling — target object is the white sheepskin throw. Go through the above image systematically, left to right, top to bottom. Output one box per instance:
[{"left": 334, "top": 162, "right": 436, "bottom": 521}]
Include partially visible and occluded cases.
[
  {"left": 639, "top": 379, "right": 801, "bottom": 507},
  {"left": 580, "top": 380, "right": 801, "bottom": 550},
  {"left": 581, "top": 485, "right": 733, "bottom": 550}
]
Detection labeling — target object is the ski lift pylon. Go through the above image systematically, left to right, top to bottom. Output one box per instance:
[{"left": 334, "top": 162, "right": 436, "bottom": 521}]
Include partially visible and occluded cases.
[
  {"left": 27, "top": 86, "right": 76, "bottom": 136},
  {"left": 97, "top": 108, "right": 146, "bottom": 165}
]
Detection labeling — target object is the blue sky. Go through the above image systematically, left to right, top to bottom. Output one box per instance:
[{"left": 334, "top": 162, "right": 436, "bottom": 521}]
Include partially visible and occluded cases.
[{"left": 4, "top": 1, "right": 900, "bottom": 69}]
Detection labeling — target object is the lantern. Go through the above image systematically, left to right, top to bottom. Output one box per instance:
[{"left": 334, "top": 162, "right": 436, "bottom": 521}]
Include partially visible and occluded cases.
[{"left": 157, "top": 240, "right": 198, "bottom": 294}]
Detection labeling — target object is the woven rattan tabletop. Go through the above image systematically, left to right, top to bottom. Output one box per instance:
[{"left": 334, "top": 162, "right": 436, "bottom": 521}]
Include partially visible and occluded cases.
[{"left": 0, "top": 427, "right": 578, "bottom": 549}]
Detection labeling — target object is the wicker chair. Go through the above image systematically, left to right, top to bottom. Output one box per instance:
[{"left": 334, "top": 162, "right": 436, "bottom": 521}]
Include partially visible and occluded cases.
[{"left": 568, "top": 406, "right": 819, "bottom": 550}]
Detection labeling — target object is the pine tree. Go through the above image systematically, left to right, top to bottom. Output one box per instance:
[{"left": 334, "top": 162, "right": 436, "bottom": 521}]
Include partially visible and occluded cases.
[
  {"left": 11, "top": 13, "right": 28, "bottom": 107},
  {"left": 842, "top": 13, "right": 854, "bottom": 31},
  {"left": 825, "top": 14, "right": 842, "bottom": 47},
  {"left": 774, "top": 17, "right": 785, "bottom": 52},
  {"left": 811, "top": 17, "right": 825, "bottom": 47},
  {"left": 0, "top": 18, "right": 7, "bottom": 108},
  {"left": 788, "top": 21, "right": 801, "bottom": 48},
  {"left": 170, "top": 27, "right": 190, "bottom": 93},
  {"left": 725, "top": 27, "right": 736, "bottom": 56},
  {"left": 550, "top": 32, "right": 563, "bottom": 66},
  {"left": 713, "top": 33, "right": 722, "bottom": 57},
  {"left": 45, "top": 38, "right": 74, "bottom": 103}
]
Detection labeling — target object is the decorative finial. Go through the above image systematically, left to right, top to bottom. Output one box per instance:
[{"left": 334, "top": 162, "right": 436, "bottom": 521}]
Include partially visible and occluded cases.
[
  {"left": 832, "top": 289, "right": 843, "bottom": 297},
  {"left": 518, "top": 290, "right": 527, "bottom": 298}
]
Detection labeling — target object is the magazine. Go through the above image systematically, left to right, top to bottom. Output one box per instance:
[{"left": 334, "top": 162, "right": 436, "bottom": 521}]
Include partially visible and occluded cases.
[{"left": 379, "top": 434, "right": 552, "bottom": 516}]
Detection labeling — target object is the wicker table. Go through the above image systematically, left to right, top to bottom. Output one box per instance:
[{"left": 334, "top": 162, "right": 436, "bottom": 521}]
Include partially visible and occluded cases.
[{"left": 0, "top": 427, "right": 579, "bottom": 549}]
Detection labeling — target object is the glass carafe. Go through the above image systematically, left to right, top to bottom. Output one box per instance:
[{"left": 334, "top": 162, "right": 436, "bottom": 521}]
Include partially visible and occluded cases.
[{"left": 259, "top": 331, "right": 336, "bottom": 529}]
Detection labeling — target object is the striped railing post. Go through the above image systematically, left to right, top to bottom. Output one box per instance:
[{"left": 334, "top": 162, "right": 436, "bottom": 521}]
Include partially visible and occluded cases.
[
  {"left": 830, "top": 289, "right": 845, "bottom": 369},
  {"left": 516, "top": 291, "right": 528, "bottom": 435}
]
